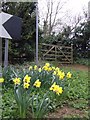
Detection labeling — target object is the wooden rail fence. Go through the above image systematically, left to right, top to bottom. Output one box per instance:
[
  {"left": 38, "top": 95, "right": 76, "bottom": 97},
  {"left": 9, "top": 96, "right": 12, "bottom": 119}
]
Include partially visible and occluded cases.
[{"left": 40, "top": 43, "right": 73, "bottom": 64}]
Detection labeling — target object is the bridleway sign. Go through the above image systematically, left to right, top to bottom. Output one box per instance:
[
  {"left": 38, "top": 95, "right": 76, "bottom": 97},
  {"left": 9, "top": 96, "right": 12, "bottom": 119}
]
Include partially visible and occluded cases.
[
  {"left": 0, "top": 12, "right": 22, "bottom": 70},
  {"left": 0, "top": 12, "right": 22, "bottom": 40}
]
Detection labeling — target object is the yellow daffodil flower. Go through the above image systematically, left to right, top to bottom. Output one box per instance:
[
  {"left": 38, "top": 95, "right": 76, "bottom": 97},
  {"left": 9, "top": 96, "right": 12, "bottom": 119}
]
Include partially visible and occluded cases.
[
  {"left": 45, "top": 63, "right": 50, "bottom": 67},
  {"left": 34, "top": 65, "right": 38, "bottom": 70},
  {"left": 29, "top": 66, "right": 33, "bottom": 70},
  {"left": 42, "top": 66, "right": 48, "bottom": 71},
  {"left": 52, "top": 66, "right": 55, "bottom": 70},
  {"left": 48, "top": 67, "right": 52, "bottom": 71},
  {"left": 55, "top": 67, "right": 60, "bottom": 72},
  {"left": 38, "top": 68, "right": 42, "bottom": 72},
  {"left": 53, "top": 71, "right": 56, "bottom": 75},
  {"left": 57, "top": 71, "right": 62, "bottom": 76},
  {"left": 59, "top": 72, "right": 65, "bottom": 80},
  {"left": 66, "top": 72, "right": 72, "bottom": 78},
  {"left": 23, "top": 75, "right": 31, "bottom": 83},
  {"left": 0, "top": 78, "right": 4, "bottom": 83},
  {"left": 13, "top": 78, "right": 21, "bottom": 85},
  {"left": 33, "top": 79, "right": 41, "bottom": 88},
  {"left": 23, "top": 82, "right": 30, "bottom": 89},
  {"left": 50, "top": 82, "right": 56, "bottom": 91},
  {"left": 50, "top": 83, "right": 63, "bottom": 95},
  {"left": 55, "top": 86, "right": 63, "bottom": 95},
  {"left": 59, "top": 87, "right": 63, "bottom": 94}
]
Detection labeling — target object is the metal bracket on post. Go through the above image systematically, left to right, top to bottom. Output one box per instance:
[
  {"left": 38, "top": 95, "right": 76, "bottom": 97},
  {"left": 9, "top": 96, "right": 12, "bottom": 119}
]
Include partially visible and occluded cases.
[{"left": 4, "top": 38, "right": 8, "bottom": 70}]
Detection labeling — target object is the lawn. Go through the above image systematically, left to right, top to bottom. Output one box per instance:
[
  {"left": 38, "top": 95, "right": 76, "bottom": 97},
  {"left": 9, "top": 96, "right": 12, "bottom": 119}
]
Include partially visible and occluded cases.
[{"left": 1, "top": 62, "right": 89, "bottom": 119}]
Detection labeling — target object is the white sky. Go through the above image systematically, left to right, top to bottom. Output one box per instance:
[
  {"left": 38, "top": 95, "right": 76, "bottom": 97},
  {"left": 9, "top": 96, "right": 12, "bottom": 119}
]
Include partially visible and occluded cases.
[
  {"left": 38, "top": 0, "right": 90, "bottom": 31},
  {"left": 65, "top": 0, "right": 89, "bottom": 14}
]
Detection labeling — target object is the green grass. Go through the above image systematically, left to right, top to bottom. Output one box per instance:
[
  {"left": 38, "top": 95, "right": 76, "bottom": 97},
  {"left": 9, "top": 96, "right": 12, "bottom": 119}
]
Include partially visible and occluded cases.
[
  {"left": 74, "top": 58, "right": 89, "bottom": 66},
  {"left": 2, "top": 88, "right": 18, "bottom": 119}
]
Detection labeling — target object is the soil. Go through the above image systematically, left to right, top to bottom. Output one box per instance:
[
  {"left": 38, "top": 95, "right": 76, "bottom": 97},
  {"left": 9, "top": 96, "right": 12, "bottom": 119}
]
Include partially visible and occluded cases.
[
  {"left": 59, "top": 64, "right": 88, "bottom": 71},
  {"left": 47, "top": 105, "right": 87, "bottom": 119}
]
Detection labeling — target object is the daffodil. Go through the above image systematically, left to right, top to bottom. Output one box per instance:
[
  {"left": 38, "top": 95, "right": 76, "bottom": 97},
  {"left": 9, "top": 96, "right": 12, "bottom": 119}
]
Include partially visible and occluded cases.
[
  {"left": 45, "top": 63, "right": 50, "bottom": 67},
  {"left": 34, "top": 65, "right": 38, "bottom": 70},
  {"left": 29, "top": 66, "right": 33, "bottom": 70},
  {"left": 42, "top": 66, "right": 48, "bottom": 71},
  {"left": 52, "top": 66, "right": 55, "bottom": 70},
  {"left": 48, "top": 67, "right": 52, "bottom": 71},
  {"left": 55, "top": 67, "right": 60, "bottom": 72},
  {"left": 38, "top": 68, "right": 42, "bottom": 72},
  {"left": 53, "top": 71, "right": 56, "bottom": 75},
  {"left": 57, "top": 71, "right": 62, "bottom": 76},
  {"left": 59, "top": 72, "right": 65, "bottom": 80},
  {"left": 66, "top": 72, "right": 72, "bottom": 78},
  {"left": 23, "top": 75, "right": 31, "bottom": 83},
  {"left": 0, "top": 78, "right": 4, "bottom": 83},
  {"left": 13, "top": 78, "right": 21, "bottom": 85},
  {"left": 33, "top": 79, "right": 41, "bottom": 88},
  {"left": 23, "top": 82, "right": 30, "bottom": 89},
  {"left": 50, "top": 82, "right": 56, "bottom": 91},
  {"left": 50, "top": 83, "right": 63, "bottom": 95},
  {"left": 55, "top": 86, "right": 63, "bottom": 95},
  {"left": 59, "top": 87, "right": 63, "bottom": 94}
]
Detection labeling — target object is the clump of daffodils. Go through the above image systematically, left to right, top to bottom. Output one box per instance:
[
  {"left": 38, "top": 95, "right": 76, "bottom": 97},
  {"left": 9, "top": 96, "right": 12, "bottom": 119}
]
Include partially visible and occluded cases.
[
  {"left": 10, "top": 62, "right": 73, "bottom": 118},
  {"left": 13, "top": 62, "right": 72, "bottom": 95},
  {"left": 53, "top": 67, "right": 65, "bottom": 80},
  {"left": 13, "top": 75, "right": 41, "bottom": 89}
]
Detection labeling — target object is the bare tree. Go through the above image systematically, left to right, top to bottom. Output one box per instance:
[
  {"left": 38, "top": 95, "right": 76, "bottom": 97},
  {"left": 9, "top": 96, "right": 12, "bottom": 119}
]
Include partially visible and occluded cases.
[{"left": 39, "top": 0, "right": 67, "bottom": 36}]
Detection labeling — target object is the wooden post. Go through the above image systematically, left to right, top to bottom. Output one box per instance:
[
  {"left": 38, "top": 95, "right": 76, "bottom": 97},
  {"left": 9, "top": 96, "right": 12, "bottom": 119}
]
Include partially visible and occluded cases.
[
  {"left": 71, "top": 44, "right": 73, "bottom": 64},
  {"left": 55, "top": 46, "right": 57, "bottom": 61}
]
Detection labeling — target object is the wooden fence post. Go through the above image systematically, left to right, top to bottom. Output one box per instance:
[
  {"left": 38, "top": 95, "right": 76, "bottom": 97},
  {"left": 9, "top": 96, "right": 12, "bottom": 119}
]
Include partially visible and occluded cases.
[
  {"left": 71, "top": 44, "right": 73, "bottom": 64},
  {"left": 55, "top": 46, "right": 57, "bottom": 61}
]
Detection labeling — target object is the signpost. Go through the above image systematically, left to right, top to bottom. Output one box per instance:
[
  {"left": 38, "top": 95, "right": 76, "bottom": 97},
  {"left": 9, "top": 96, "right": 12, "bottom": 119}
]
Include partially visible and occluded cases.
[
  {"left": 36, "top": 2, "right": 38, "bottom": 65},
  {"left": 0, "top": 12, "right": 22, "bottom": 70},
  {"left": 0, "top": 38, "right": 2, "bottom": 77},
  {"left": 4, "top": 39, "right": 8, "bottom": 69}
]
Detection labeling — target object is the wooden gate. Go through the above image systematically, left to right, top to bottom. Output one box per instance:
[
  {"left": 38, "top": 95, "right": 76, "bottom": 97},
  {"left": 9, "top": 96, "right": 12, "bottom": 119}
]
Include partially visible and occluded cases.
[{"left": 40, "top": 43, "right": 73, "bottom": 64}]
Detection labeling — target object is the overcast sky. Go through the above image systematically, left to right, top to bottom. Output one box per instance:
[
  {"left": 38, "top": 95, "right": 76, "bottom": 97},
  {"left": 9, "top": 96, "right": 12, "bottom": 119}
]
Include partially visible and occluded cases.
[
  {"left": 38, "top": 0, "right": 90, "bottom": 27},
  {"left": 38, "top": 0, "right": 90, "bottom": 33},
  {"left": 65, "top": 0, "right": 89, "bottom": 15}
]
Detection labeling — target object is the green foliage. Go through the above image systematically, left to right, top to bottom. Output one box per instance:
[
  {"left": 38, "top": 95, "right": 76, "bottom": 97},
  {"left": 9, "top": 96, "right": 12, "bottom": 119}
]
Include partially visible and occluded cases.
[
  {"left": 74, "top": 58, "right": 89, "bottom": 66},
  {"left": 2, "top": 63, "right": 88, "bottom": 119},
  {"left": 62, "top": 69, "right": 88, "bottom": 100},
  {"left": 2, "top": 88, "right": 18, "bottom": 119},
  {"left": 29, "top": 92, "right": 51, "bottom": 118},
  {"left": 68, "top": 99, "right": 88, "bottom": 109}
]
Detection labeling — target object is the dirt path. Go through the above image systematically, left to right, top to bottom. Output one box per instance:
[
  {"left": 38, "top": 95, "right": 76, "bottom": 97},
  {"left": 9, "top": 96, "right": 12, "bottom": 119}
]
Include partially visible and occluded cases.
[
  {"left": 59, "top": 64, "right": 88, "bottom": 71},
  {"left": 47, "top": 105, "right": 88, "bottom": 118}
]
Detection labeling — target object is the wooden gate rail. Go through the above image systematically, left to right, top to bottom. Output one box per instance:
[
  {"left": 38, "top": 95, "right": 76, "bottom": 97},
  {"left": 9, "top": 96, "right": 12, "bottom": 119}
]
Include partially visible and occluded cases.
[{"left": 40, "top": 43, "right": 73, "bottom": 64}]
